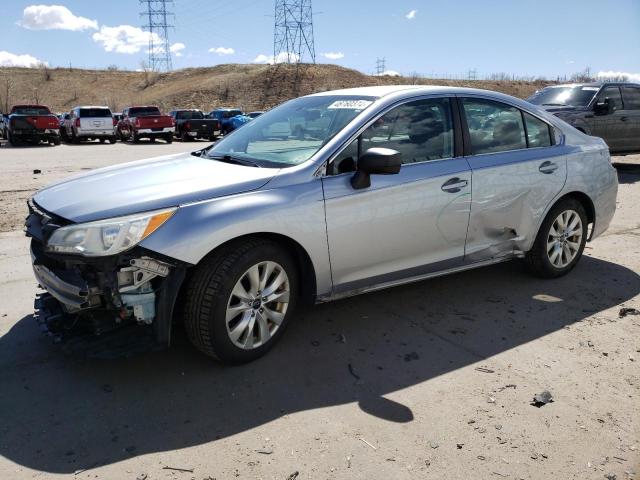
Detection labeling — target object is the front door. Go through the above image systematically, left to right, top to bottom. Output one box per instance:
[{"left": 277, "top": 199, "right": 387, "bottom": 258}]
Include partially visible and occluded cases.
[
  {"left": 590, "top": 85, "right": 625, "bottom": 150},
  {"left": 322, "top": 97, "right": 472, "bottom": 294}
]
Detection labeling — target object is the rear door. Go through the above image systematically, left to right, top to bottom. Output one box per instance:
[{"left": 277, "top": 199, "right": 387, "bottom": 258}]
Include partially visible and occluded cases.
[
  {"left": 621, "top": 85, "right": 640, "bottom": 150},
  {"left": 322, "top": 96, "right": 472, "bottom": 293},
  {"left": 459, "top": 96, "right": 567, "bottom": 262},
  {"left": 79, "top": 107, "right": 112, "bottom": 134}
]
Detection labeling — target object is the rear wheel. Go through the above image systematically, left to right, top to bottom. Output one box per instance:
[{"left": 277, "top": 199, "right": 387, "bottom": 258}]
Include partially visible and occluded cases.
[
  {"left": 181, "top": 131, "right": 191, "bottom": 142},
  {"left": 132, "top": 133, "right": 140, "bottom": 143},
  {"left": 165, "top": 133, "right": 173, "bottom": 144},
  {"left": 51, "top": 136, "right": 61, "bottom": 146},
  {"left": 109, "top": 136, "right": 116, "bottom": 144},
  {"left": 525, "top": 198, "right": 587, "bottom": 278},
  {"left": 183, "top": 239, "right": 298, "bottom": 364}
]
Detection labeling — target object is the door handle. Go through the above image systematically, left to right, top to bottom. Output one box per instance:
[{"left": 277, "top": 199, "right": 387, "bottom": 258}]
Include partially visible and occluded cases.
[
  {"left": 539, "top": 161, "right": 558, "bottom": 174},
  {"left": 441, "top": 177, "right": 468, "bottom": 193}
]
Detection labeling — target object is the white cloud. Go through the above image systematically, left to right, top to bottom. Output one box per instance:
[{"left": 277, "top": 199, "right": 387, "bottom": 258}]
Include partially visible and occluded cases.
[
  {"left": 20, "top": 4, "right": 97, "bottom": 31},
  {"left": 405, "top": 9, "right": 417, "bottom": 20},
  {"left": 92, "top": 25, "right": 161, "bottom": 54},
  {"left": 170, "top": 42, "right": 186, "bottom": 57},
  {"left": 209, "top": 46, "right": 235, "bottom": 56},
  {"left": 0, "top": 50, "right": 47, "bottom": 68},
  {"left": 253, "top": 52, "right": 301, "bottom": 64},
  {"left": 322, "top": 52, "right": 344, "bottom": 60},
  {"left": 373, "top": 70, "right": 401, "bottom": 77},
  {"left": 597, "top": 70, "right": 640, "bottom": 82}
]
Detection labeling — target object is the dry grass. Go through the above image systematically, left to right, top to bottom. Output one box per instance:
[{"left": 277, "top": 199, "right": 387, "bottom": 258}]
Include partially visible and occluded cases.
[{"left": 0, "top": 63, "right": 553, "bottom": 114}]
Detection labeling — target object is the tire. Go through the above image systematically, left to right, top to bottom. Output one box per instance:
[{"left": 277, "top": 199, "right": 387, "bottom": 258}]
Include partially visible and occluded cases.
[
  {"left": 71, "top": 130, "right": 80, "bottom": 144},
  {"left": 7, "top": 131, "right": 17, "bottom": 146},
  {"left": 181, "top": 131, "right": 191, "bottom": 142},
  {"left": 132, "top": 133, "right": 140, "bottom": 144},
  {"left": 165, "top": 134, "right": 173, "bottom": 144},
  {"left": 52, "top": 136, "right": 61, "bottom": 146},
  {"left": 109, "top": 136, "right": 116, "bottom": 144},
  {"left": 99, "top": 138, "right": 105, "bottom": 144},
  {"left": 525, "top": 198, "right": 588, "bottom": 278},
  {"left": 183, "top": 238, "right": 298, "bottom": 364}
]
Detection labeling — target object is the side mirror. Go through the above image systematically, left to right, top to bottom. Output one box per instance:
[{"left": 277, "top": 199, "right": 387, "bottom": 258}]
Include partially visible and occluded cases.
[
  {"left": 594, "top": 98, "right": 612, "bottom": 115},
  {"left": 351, "top": 147, "right": 402, "bottom": 190}
]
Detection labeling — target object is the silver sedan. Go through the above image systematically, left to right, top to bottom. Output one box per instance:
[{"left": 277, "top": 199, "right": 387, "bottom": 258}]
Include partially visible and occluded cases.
[{"left": 27, "top": 86, "right": 618, "bottom": 363}]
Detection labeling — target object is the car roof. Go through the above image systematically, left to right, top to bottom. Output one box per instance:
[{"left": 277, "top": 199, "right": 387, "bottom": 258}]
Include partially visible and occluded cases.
[
  {"left": 546, "top": 81, "right": 640, "bottom": 89},
  {"left": 75, "top": 105, "right": 110, "bottom": 109}
]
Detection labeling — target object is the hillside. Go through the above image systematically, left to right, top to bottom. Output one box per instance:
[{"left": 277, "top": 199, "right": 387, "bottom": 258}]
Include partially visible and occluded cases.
[{"left": 0, "top": 63, "right": 552, "bottom": 114}]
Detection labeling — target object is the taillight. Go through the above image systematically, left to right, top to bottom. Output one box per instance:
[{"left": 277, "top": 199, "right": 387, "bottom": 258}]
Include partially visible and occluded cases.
[
  {"left": 112, "top": 117, "right": 117, "bottom": 126},
  {"left": 75, "top": 118, "right": 80, "bottom": 127},
  {"left": 135, "top": 118, "right": 141, "bottom": 128},
  {"left": 184, "top": 121, "right": 191, "bottom": 131}
]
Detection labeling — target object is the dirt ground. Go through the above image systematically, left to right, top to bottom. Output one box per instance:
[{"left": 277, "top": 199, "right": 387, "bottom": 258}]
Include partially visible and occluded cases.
[{"left": 0, "top": 141, "right": 638, "bottom": 480}]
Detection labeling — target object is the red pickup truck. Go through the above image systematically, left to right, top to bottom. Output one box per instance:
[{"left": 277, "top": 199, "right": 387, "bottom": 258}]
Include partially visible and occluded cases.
[
  {"left": 2, "top": 105, "right": 60, "bottom": 146},
  {"left": 116, "top": 106, "right": 175, "bottom": 143}
]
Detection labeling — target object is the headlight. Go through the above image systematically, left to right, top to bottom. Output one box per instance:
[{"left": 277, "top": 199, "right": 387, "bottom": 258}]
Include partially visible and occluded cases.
[{"left": 46, "top": 208, "right": 176, "bottom": 257}]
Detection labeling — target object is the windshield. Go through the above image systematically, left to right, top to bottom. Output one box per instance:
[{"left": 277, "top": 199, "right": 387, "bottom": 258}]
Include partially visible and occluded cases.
[
  {"left": 527, "top": 86, "right": 599, "bottom": 107},
  {"left": 206, "top": 95, "right": 375, "bottom": 167},
  {"left": 12, "top": 107, "right": 51, "bottom": 115},
  {"left": 129, "top": 107, "right": 161, "bottom": 116},
  {"left": 79, "top": 108, "right": 112, "bottom": 117},
  {"left": 177, "top": 110, "right": 204, "bottom": 120}
]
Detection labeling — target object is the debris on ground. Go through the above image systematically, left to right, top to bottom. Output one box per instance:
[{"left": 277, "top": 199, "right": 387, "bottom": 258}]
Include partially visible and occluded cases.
[
  {"left": 33, "top": 169, "right": 41, "bottom": 174},
  {"left": 619, "top": 307, "right": 639, "bottom": 318},
  {"left": 404, "top": 351, "right": 419, "bottom": 362},
  {"left": 348, "top": 363, "right": 360, "bottom": 380},
  {"left": 475, "top": 367, "right": 495, "bottom": 373},
  {"left": 498, "top": 384, "right": 517, "bottom": 391},
  {"left": 531, "top": 391, "right": 554, "bottom": 408},
  {"left": 487, "top": 396, "right": 496, "bottom": 404},
  {"left": 358, "top": 437, "right": 377, "bottom": 450},
  {"left": 430, "top": 441, "right": 439, "bottom": 449},
  {"left": 456, "top": 443, "right": 464, "bottom": 449},
  {"left": 256, "top": 449, "right": 273, "bottom": 455},
  {"left": 161, "top": 466, "right": 194, "bottom": 473},
  {"left": 286, "top": 472, "right": 299, "bottom": 480},
  {"left": 135, "top": 474, "right": 148, "bottom": 480},
  {"left": 604, "top": 474, "right": 617, "bottom": 480}
]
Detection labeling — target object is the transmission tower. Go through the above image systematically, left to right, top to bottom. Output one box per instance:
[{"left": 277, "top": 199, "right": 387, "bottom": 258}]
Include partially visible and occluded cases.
[
  {"left": 139, "top": 0, "right": 174, "bottom": 71},
  {"left": 273, "top": 0, "right": 316, "bottom": 64},
  {"left": 376, "top": 57, "right": 386, "bottom": 75}
]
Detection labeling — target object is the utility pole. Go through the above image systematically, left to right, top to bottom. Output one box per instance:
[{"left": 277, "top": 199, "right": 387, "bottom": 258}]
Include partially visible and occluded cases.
[
  {"left": 139, "top": 0, "right": 175, "bottom": 71},
  {"left": 273, "top": 0, "right": 316, "bottom": 64},
  {"left": 376, "top": 57, "right": 386, "bottom": 75},
  {"left": 467, "top": 68, "right": 477, "bottom": 80}
]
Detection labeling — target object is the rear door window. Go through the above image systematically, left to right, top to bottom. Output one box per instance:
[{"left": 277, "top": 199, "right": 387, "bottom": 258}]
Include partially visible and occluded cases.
[
  {"left": 622, "top": 86, "right": 640, "bottom": 110},
  {"left": 462, "top": 99, "right": 527, "bottom": 154},
  {"left": 523, "top": 112, "right": 552, "bottom": 148}
]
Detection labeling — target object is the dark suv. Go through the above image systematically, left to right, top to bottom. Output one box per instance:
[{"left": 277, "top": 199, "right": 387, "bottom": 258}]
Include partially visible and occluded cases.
[{"left": 527, "top": 82, "right": 640, "bottom": 153}]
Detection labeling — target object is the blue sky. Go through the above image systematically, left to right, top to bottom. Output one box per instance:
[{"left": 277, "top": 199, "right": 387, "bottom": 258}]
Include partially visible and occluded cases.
[{"left": 1, "top": 0, "right": 639, "bottom": 80}]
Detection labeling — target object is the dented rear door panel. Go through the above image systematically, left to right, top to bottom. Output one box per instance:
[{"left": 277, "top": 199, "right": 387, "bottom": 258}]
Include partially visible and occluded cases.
[{"left": 464, "top": 146, "right": 568, "bottom": 262}]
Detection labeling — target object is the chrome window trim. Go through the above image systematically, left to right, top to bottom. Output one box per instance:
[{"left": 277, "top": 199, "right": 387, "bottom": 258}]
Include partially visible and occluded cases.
[{"left": 323, "top": 93, "right": 456, "bottom": 177}]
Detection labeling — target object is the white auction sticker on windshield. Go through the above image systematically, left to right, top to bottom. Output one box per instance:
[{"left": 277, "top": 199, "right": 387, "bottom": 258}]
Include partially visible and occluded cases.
[{"left": 328, "top": 100, "right": 373, "bottom": 110}]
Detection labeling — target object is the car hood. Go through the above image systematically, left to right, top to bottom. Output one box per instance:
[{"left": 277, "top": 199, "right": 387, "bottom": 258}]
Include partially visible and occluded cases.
[
  {"left": 536, "top": 105, "right": 586, "bottom": 115},
  {"left": 33, "top": 152, "right": 279, "bottom": 223}
]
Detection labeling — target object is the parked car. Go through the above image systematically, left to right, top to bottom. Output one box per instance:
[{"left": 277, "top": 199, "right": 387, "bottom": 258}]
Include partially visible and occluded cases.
[
  {"left": 527, "top": 82, "right": 640, "bottom": 153},
  {"left": 27, "top": 86, "right": 617, "bottom": 363},
  {"left": 3, "top": 104, "right": 60, "bottom": 146},
  {"left": 63, "top": 106, "right": 117, "bottom": 144},
  {"left": 117, "top": 106, "right": 174, "bottom": 143},
  {"left": 208, "top": 108, "right": 244, "bottom": 134},
  {"left": 169, "top": 109, "right": 220, "bottom": 141},
  {"left": 112, "top": 112, "right": 123, "bottom": 123}
]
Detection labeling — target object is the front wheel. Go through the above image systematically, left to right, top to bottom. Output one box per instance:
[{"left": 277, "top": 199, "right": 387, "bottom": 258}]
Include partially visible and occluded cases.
[
  {"left": 525, "top": 198, "right": 588, "bottom": 278},
  {"left": 183, "top": 239, "right": 298, "bottom": 364}
]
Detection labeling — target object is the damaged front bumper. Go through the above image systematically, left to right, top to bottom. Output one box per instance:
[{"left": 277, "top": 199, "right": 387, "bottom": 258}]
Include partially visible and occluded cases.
[{"left": 26, "top": 201, "right": 187, "bottom": 357}]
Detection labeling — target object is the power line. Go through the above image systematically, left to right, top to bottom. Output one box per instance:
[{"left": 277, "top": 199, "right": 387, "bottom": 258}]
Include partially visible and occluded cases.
[
  {"left": 139, "top": 0, "right": 175, "bottom": 71},
  {"left": 273, "top": 0, "right": 316, "bottom": 64}
]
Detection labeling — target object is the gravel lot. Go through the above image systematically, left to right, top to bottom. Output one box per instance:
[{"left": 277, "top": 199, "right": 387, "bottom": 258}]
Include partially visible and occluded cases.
[{"left": 0, "top": 141, "right": 638, "bottom": 480}]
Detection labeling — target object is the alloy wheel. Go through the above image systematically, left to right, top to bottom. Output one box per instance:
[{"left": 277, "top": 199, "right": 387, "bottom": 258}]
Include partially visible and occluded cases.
[
  {"left": 546, "top": 209, "right": 583, "bottom": 268},
  {"left": 225, "top": 261, "right": 290, "bottom": 350}
]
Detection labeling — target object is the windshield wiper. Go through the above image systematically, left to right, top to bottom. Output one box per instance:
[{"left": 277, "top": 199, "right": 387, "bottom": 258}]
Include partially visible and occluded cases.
[{"left": 209, "top": 154, "right": 262, "bottom": 168}]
